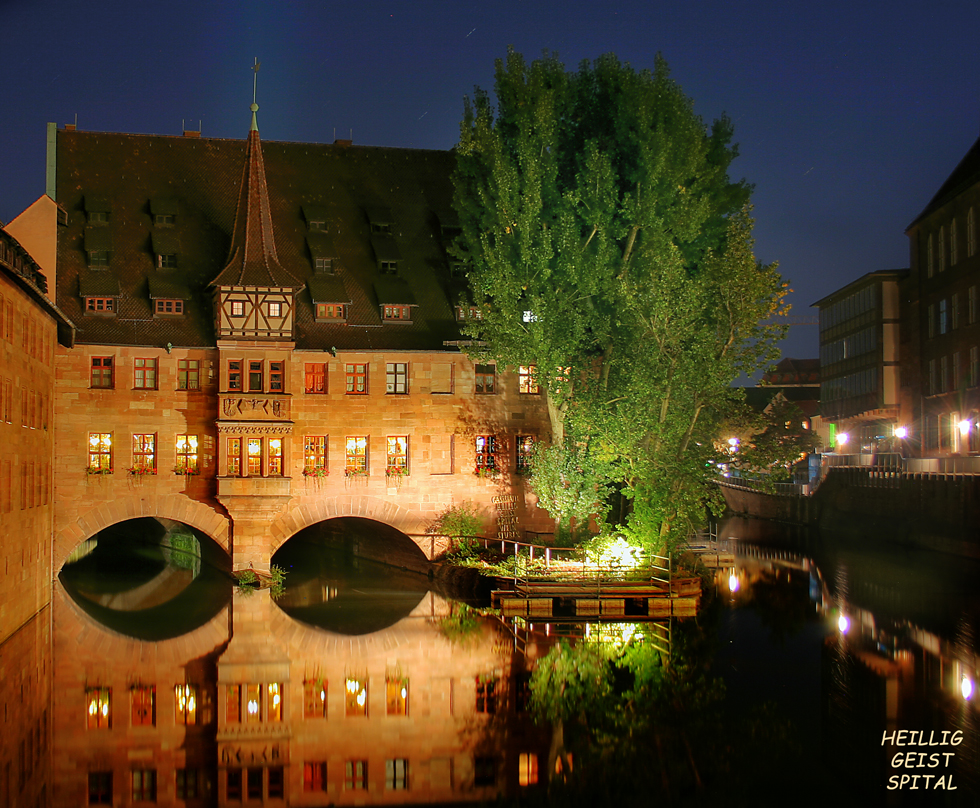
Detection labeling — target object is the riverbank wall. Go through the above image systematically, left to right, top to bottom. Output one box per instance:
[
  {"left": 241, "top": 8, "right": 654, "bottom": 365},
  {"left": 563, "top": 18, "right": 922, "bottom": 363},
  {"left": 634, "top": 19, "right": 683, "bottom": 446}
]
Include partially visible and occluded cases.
[{"left": 719, "top": 468, "right": 980, "bottom": 558}]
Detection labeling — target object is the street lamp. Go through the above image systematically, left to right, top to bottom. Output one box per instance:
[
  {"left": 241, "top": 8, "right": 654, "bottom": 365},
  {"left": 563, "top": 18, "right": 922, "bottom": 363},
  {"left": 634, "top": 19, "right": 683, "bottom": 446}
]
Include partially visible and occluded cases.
[
  {"left": 894, "top": 426, "right": 908, "bottom": 439},
  {"left": 836, "top": 432, "right": 849, "bottom": 448}
]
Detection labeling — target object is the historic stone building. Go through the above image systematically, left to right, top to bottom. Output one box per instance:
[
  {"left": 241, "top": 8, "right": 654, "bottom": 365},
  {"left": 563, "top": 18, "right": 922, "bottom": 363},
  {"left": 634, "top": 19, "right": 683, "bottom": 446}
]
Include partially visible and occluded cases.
[{"left": 49, "top": 107, "right": 552, "bottom": 574}]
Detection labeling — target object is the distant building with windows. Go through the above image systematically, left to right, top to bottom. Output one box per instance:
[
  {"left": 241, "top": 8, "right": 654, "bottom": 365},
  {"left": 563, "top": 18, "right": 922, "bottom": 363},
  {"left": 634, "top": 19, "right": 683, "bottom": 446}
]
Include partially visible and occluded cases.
[
  {"left": 46, "top": 109, "right": 552, "bottom": 575},
  {"left": 905, "top": 134, "right": 980, "bottom": 456},
  {"left": 813, "top": 270, "right": 905, "bottom": 451}
]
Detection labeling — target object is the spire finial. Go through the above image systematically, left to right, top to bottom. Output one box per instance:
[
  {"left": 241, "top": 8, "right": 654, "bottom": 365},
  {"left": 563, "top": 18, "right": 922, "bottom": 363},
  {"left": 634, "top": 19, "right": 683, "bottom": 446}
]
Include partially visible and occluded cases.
[{"left": 250, "top": 58, "right": 261, "bottom": 132}]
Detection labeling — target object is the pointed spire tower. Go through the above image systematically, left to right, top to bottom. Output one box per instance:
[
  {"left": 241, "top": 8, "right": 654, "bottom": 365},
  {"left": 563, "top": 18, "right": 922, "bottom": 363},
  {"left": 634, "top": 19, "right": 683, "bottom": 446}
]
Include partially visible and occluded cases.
[{"left": 212, "top": 60, "right": 304, "bottom": 340}]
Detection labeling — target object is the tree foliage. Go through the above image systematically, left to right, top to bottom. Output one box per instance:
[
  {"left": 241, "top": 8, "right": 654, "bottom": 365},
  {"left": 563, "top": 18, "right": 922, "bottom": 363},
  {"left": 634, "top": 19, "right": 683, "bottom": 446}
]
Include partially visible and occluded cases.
[{"left": 453, "top": 50, "right": 788, "bottom": 549}]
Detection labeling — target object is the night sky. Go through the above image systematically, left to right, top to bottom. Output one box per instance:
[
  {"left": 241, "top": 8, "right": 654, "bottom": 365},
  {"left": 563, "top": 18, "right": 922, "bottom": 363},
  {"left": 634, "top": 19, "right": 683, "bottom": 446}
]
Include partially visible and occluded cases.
[{"left": 3, "top": 0, "right": 979, "bottom": 360}]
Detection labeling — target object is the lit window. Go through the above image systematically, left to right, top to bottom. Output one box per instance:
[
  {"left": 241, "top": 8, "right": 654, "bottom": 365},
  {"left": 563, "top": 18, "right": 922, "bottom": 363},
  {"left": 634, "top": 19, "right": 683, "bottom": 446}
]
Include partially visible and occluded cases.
[
  {"left": 157, "top": 253, "right": 177, "bottom": 268},
  {"left": 85, "top": 297, "right": 115, "bottom": 313},
  {"left": 154, "top": 299, "right": 183, "bottom": 315},
  {"left": 939, "top": 299, "right": 948, "bottom": 334},
  {"left": 230, "top": 300, "right": 245, "bottom": 317},
  {"left": 268, "top": 301, "right": 282, "bottom": 318},
  {"left": 316, "top": 303, "right": 346, "bottom": 320},
  {"left": 383, "top": 304, "right": 410, "bottom": 320},
  {"left": 455, "top": 305, "right": 482, "bottom": 321},
  {"left": 91, "top": 356, "right": 114, "bottom": 388},
  {"left": 134, "top": 358, "right": 158, "bottom": 390},
  {"left": 177, "top": 359, "right": 199, "bottom": 390},
  {"left": 228, "top": 360, "right": 242, "bottom": 391},
  {"left": 248, "top": 361, "right": 263, "bottom": 392},
  {"left": 270, "top": 361, "right": 284, "bottom": 391},
  {"left": 386, "top": 362, "right": 408, "bottom": 394},
  {"left": 305, "top": 363, "right": 326, "bottom": 393},
  {"left": 346, "top": 363, "right": 367, "bottom": 394},
  {"left": 475, "top": 364, "right": 495, "bottom": 394},
  {"left": 518, "top": 365, "right": 538, "bottom": 394},
  {"left": 88, "top": 433, "right": 113, "bottom": 473},
  {"left": 132, "top": 433, "right": 156, "bottom": 474},
  {"left": 175, "top": 434, "right": 199, "bottom": 474},
  {"left": 516, "top": 435, "right": 535, "bottom": 471},
  {"left": 304, "top": 436, "right": 327, "bottom": 476},
  {"left": 386, "top": 436, "right": 408, "bottom": 476},
  {"left": 475, "top": 436, "right": 497, "bottom": 472},
  {"left": 346, "top": 437, "right": 367, "bottom": 475},
  {"left": 227, "top": 438, "right": 242, "bottom": 476},
  {"left": 247, "top": 438, "right": 262, "bottom": 475},
  {"left": 268, "top": 438, "right": 283, "bottom": 476},
  {"left": 386, "top": 676, "right": 408, "bottom": 716},
  {"left": 345, "top": 677, "right": 367, "bottom": 716},
  {"left": 476, "top": 677, "right": 497, "bottom": 714},
  {"left": 304, "top": 680, "right": 327, "bottom": 718},
  {"left": 267, "top": 683, "right": 282, "bottom": 722},
  {"left": 175, "top": 684, "right": 197, "bottom": 725},
  {"left": 246, "top": 684, "right": 262, "bottom": 723},
  {"left": 131, "top": 685, "right": 155, "bottom": 726},
  {"left": 86, "top": 687, "right": 111, "bottom": 729},
  {"left": 518, "top": 753, "right": 538, "bottom": 786},
  {"left": 386, "top": 758, "right": 409, "bottom": 790},
  {"left": 346, "top": 760, "right": 367, "bottom": 790},
  {"left": 304, "top": 762, "right": 327, "bottom": 792},
  {"left": 131, "top": 769, "right": 156, "bottom": 802},
  {"left": 176, "top": 769, "right": 198, "bottom": 799},
  {"left": 88, "top": 772, "right": 112, "bottom": 804}
]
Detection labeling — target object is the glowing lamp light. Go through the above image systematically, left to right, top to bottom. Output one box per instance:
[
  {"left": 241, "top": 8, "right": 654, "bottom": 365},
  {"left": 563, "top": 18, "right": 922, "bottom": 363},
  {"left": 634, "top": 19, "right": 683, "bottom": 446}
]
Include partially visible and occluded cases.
[
  {"left": 959, "top": 420, "right": 972, "bottom": 437},
  {"left": 894, "top": 426, "right": 908, "bottom": 439},
  {"left": 836, "top": 432, "right": 849, "bottom": 447},
  {"left": 727, "top": 437, "right": 739, "bottom": 448},
  {"left": 728, "top": 572, "right": 739, "bottom": 593},
  {"left": 838, "top": 614, "right": 850, "bottom": 634},
  {"left": 962, "top": 676, "right": 974, "bottom": 701},
  {"left": 401, "top": 687, "right": 407, "bottom": 699},
  {"left": 320, "top": 690, "right": 326, "bottom": 702},
  {"left": 356, "top": 691, "right": 366, "bottom": 707},
  {"left": 247, "top": 699, "right": 259, "bottom": 715},
  {"left": 102, "top": 703, "right": 109, "bottom": 717}
]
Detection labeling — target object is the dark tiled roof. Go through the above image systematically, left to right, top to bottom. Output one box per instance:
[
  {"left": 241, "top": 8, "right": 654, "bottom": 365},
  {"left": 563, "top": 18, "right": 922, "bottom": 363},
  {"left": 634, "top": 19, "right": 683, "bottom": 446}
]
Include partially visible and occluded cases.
[
  {"left": 57, "top": 127, "right": 463, "bottom": 350},
  {"left": 908, "top": 134, "right": 980, "bottom": 230},
  {"left": 78, "top": 272, "right": 120, "bottom": 297},
  {"left": 148, "top": 272, "right": 192, "bottom": 300},
  {"left": 307, "top": 273, "right": 350, "bottom": 304}
]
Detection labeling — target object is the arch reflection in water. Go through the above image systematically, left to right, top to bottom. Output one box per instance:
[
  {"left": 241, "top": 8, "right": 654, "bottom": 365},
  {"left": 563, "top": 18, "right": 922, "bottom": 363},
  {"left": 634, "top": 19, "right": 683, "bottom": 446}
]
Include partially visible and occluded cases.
[{"left": 58, "top": 516, "right": 233, "bottom": 641}]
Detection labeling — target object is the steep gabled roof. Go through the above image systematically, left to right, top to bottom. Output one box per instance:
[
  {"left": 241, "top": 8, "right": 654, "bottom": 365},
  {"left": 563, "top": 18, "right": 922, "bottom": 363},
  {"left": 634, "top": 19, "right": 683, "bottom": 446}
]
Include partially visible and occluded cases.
[
  {"left": 210, "top": 113, "right": 303, "bottom": 290},
  {"left": 907, "top": 133, "right": 980, "bottom": 231}
]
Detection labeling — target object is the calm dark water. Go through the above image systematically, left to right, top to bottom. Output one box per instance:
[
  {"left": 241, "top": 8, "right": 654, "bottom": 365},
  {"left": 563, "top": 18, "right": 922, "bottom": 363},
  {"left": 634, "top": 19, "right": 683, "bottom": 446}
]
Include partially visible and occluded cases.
[{"left": 12, "top": 516, "right": 980, "bottom": 806}]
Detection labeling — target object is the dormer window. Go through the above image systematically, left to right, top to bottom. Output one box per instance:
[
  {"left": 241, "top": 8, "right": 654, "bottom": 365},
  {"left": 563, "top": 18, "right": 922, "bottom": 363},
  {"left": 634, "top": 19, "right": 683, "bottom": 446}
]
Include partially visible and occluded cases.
[
  {"left": 367, "top": 205, "right": 394, "bottom": 235},
  {"left": 88, "top": 211, "right": 110, "bottom": 224},
  {"left": 154, "top": 213, "right": 175, "bottom": 226},
  {"left": 309, "top": 220, "right": 327, "bottom": 231},
  {"left": 372, "top": 222, "right": 391, "bottom": 234},
  {"left": 88, "top": 251, "right": 110, "bottom": 268},
  {"left": 157, "top": 254, "right": 177, "bottom": 269},
  {"left": 314, "top": 258, "right": 334, "bottom": 274},
  {"left": 380, "top": 261, "right": 398, "bottom": 275},
  {"left": 449, "top": 261, "right": 468, "bottom": 278},
  {"left": 85, "top": 297, "right": 115, "bottom": 314},
  {"left": 154, "top": 299, "right": 184, "bottom": 316},
  {"left": 316, "top": 303, "right": 346, "bottom": 321},
  {"left": 383, "top": 305, "right": 411, "bottom": 321},
  {"left": 455, "top": 306, "right": 481, "bottom": 322}
]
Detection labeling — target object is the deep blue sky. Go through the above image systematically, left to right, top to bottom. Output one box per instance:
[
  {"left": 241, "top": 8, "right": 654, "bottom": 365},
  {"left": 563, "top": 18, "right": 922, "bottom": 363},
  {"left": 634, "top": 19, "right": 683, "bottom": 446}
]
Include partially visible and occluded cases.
[{"left": 3, "top": 0, "right": 979, "bottom": 360}]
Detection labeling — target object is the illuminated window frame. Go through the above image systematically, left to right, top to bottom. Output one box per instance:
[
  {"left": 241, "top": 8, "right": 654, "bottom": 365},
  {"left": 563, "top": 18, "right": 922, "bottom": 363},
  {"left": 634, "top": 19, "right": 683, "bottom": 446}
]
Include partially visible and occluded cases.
[
  {"left": 85, "top": 297, "right": 115, "bottom": 314},
  {"left": 155, "top": 298, "right": 184, "bottom": 316},
  {"left": 230, "top": 300, "right": 245, "bottom": 318},
  {"left": 268, "top": 301, "right": 282, "bottom": 318},
  {"left": 316, "top": 302, "right": 346, "bottom": 321},
  {"left": 382, "top": 304, "right": 411, "bottom": 320},
  {"left": 91, "top": 356, "right": 114, "bottom": 389},
  {"left": 134, "top": 358, "right": 158, "bottom": 390},
  {"left": 177, "top": 359, "right": 199, "bottom": 390},
  {"left": 228, "top": 360, "right": 242, "bottom": 391},
  {"left": 386, "top": 362, "right": 408, "bottom": 394},
  {"left": 305, "top": 363, "right": 326, "bottom": 394},
  {"left": 345, "top": 364, "right": 367, "bottom": 394},
  {"left": 475, "top": 364, "right": 495, "bottom": 395},
  {"left": 518, "top": 365, "right": 539, "bottom": 394},
  {"left": 88, "top": 433, "right": 113, "bottom": 473},
  {"left": 132, "top": 433, "right": 156, "bottom": 473},
  {"left": 516, "top": 435, "right": 535, "bottom": 471},
  {"left": 304, "top": 436, "right": 327, "bottom": 475},
  {"left": 386, "top": 436, "right": 408, "bottom": 475},
  {"left": 475, "top": 436, "right": 497, "bottom": 472},
  {"left": 345, "top": 437, "right": 368, "bottom": 475},
  {"left": 227, "top": 438, "right": 242, "bottom": 477},
  {"left": 247, "top": 438, "right": 262, "bottom": 475},
  {"left": 268, "top": 438, "right": 283, "bottom": 476},
  {"left": 386, "top": 676, "right": 409, "bottom": 716},
  {"left": 345, "top": 677, "right": 368, "bottom": 716},
  {"left": 304, "top": 680, "right": 327, "bottom": 719},
  {"left": 175, "top": 684, "right": 198, "bottom": 725},
  {"left": 226, "top": 684, "right": 242, "bottom": 723},
  {"left": 86, "top": 686, "right": 112, "bottom": 729},
  {"left": 518, "top": 753, "right": 538, "bottom": 786}
]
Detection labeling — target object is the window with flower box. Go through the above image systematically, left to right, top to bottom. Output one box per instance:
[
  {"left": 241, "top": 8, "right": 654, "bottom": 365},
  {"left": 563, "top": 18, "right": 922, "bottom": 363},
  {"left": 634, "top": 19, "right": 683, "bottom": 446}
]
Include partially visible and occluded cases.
[
  {"left": 91, "top": 357, "right": 114, "bottom": 389},
  {"left": 134, "top": 358, "right": 158, "bottom": 390},
  {"left": 177, "top": 359, "right": 199, "bottom": 390},
  {"left": 305, "top": 363, "right": 326, "bottom": 394},
  {"left": 346, "top": 364, "right": 367, "bottom": 394},
  {"left": 518, "top": 365, "right": 539, "bottom": 394},
  {"left": 88, "top": 433, "right": 113, "bottom": 473},
  {"left": 132, "top": 434, "right": 156, "bottom": 474},
  {"left": 304, "top": 436, "right": 327, "bottom": 476},
  {"left": 346, "top": 436, "right": 368, "bottom": 475},
  {"left": 386, "top": 436, "right": 408, "bottom": 477},
  {"left": 475, "top": 436, "right": 497, "bottom": 473},
  {"left": 131, "top": 685, "right": 155, "bottom": 727},
  {"left": 87, "top": 687, "right": 111, "bottom": 729}
]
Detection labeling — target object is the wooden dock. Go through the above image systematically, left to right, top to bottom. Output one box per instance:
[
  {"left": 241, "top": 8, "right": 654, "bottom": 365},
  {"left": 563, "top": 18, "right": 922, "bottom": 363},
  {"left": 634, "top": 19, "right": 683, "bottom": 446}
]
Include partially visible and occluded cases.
[{"left": 491, "top": 575, "right": 701, "bottom": 619}]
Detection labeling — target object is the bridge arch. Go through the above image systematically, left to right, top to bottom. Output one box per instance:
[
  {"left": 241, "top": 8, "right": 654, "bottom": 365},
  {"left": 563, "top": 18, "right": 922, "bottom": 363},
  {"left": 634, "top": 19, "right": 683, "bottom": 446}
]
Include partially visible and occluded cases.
[
  {"left": 54, "top": 493, "right": 230, "bottom": 573},
  {"left": 270, "top": 495, "right": 448, "bottom": 563}
]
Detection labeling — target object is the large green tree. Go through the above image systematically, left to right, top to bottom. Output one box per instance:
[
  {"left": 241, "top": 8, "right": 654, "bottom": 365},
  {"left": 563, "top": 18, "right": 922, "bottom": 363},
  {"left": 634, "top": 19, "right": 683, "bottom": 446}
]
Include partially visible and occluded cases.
[{"left": 453, "top": 50, "right": 788, "bottom": 549}]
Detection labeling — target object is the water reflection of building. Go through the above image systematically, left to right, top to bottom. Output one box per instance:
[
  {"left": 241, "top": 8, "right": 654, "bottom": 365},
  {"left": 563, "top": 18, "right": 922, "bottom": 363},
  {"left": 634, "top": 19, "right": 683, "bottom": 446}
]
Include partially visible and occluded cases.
[{"left": 50, "top": 571, "right": 550, "bottom": 806}]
